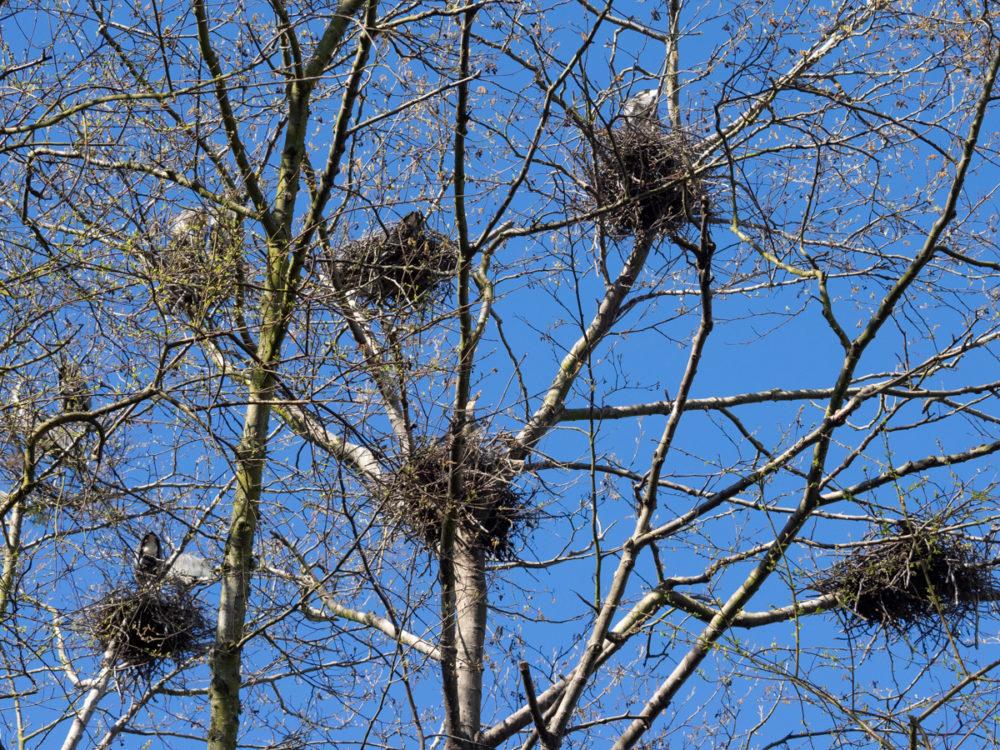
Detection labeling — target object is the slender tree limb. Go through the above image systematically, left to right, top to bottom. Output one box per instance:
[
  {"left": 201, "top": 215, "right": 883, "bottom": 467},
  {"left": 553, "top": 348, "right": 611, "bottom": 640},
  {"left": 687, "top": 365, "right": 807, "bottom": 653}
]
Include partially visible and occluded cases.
[
  {"left": 192, "top": 0, "right": 274, "bottom": 233},
  {"left": 440, "top": 8, "right": 484, "bottom": 746},
  {"left": 610, "top": 38, "right": 1000, "bottom": 749},
  {"left": 548, "top": 211, "right": 716, "bottom": 743},
  {"left": 515, "top": 230, "right": 657, "bottom": 457},
  {"left": 559, "top": 381, "right": 1000, "bottom": 422},
  {"left": 820, "top": 438, "right": 1000, "bottom": 505},
  {"left": 301, "top": 589, "right": 442, "bottom": 660},
  {"left": 59, "top": 648, "right": 115, "bottom": 750},
  {"left": 519, "top": 661, "right": 557, "bottom": 750}
]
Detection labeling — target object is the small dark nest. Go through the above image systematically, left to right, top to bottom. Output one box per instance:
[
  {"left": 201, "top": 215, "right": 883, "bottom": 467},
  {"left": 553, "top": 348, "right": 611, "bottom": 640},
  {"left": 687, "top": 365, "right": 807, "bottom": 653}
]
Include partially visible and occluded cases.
[
  {"left": 583, "top": 125, "right": 705, "bottom": 238},
  {"left": 325, "top": 211, "right": 457, "bottom": 307},
  {"left": 384, "top": 432, "right": 532, "bottom": 560},
  {"left": 813, "top": 520, "right": 999, "bottom": 642},
  {"left": 84, "top": 583, "right": 211, "bottom": 677}
]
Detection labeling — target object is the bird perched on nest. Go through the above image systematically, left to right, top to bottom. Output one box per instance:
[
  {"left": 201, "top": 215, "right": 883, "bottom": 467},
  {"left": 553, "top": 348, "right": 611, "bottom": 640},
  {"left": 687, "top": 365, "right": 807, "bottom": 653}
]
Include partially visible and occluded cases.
[
  {"left": 623, "top": 89, "right": 661, "bottom": 128},
  {"left": 158, "top": 205, "right": 244, "bottom": 313},
  {"left": 170, "top": 205, "right": 241, "bottom": 254},
  {"left": 170, "top": 207, "right": 214, "bottom": 250},
  {"left": 391, "top": 210, "right": 425, "bottom": 246},
  {"left": 57, "top": 361, "right": 90, "bottom": 413},
  {"left": 8, "top": 373, "right": 91, "bottom": 461},
  {"left": 133, "top": 531, "right": 216, "bottom": 585},
  {"left": 134, "top": 532, "right": 163, "bottom": 585}
]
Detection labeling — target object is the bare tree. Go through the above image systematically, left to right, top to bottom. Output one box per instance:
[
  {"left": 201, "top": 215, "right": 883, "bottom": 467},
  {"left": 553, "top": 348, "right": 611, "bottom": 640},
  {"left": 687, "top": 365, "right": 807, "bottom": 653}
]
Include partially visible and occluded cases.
[{"left": 4, "top": 0, "right": 1000, "bottom": 748}]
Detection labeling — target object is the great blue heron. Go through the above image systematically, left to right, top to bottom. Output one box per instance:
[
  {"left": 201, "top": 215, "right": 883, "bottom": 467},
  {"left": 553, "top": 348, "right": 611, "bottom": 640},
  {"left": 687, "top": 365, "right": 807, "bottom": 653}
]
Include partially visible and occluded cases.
[
  {"left": 623, "top": 89, "right": 660, "bottom": 127},
  {"left": 163, "top": 206, "right": 244, "bottom": 312},
  {"left": 170, "top": 206, "right": 240, "bottom": 255},
  {"left": 169, "top": 207, "right": 214, "bottom": 251},
  {"left": 392, "top": 210, "right": 425, "bottom": 246},
  {"left": 57, "top": 361, "right": 90, "bottom": 413},
  {"left": 10, "top": 376, "right": 88, "bottom": 459},
  {"left": 133, "top": 531, "right": 216, "bottom": 585},
  {"left": 134, "top": 531, "right": 163, "bottom": 585},
  {"left": 167, "top": 550, "right": 216, "bottom": 583}
]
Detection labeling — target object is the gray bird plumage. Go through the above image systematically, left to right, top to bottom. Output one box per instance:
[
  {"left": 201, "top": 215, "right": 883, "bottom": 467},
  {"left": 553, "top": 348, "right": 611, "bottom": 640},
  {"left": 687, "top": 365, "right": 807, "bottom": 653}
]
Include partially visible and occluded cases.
[
  {"left": 623, "top": 89, "right": 660, "bottom": 126},
  {"left": 160, "top": 205, "right": 244, "bottom": 312},
  {"left": 170, "top": 206, "right": 239, "bottom": 255},
  {"left": 170, "top": 207, "right": 214, "bottom": 250},
  {"left": 390, "top": 210, "right": 426, "bottom": 248},
  {"left": 399, "top": 210, "right": 424, "bottom": 235},
  {"left": 10, "top": 376, "right": 89, "bottom": 459},
  {"left": 133, "top": 531, "right": 216, "bottom": 585},
  {"left": 168, "top": 552, "right": 216, "bottom": 583}
]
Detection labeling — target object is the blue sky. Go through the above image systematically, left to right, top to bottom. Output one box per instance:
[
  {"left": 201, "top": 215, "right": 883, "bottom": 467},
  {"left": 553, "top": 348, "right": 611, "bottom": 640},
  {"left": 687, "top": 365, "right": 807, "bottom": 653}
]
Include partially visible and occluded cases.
[{"left": 3, "top": 0, "right": 1000, "bottom": 748}]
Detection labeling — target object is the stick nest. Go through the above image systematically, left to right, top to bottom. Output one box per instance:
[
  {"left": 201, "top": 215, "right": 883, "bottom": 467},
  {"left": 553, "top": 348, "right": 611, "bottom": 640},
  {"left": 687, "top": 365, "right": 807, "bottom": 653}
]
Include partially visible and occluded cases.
[
  {"left": 582, "top": 125, "right": 705, "bottom": 238},
  {"left": 152, "top": 207, "right": 246, "bottom": 314},
  {"left": 324, "top": 211, "right": 457, "bottom": 307},
  {"left": 384, "top": 432, "right": 533, "bottom": 560},
  {"left": 813, "top": 520, "right": 998, "bottom": 641},
  {"left": 84, "top": 583, "right": 211, "bottom": 676}
]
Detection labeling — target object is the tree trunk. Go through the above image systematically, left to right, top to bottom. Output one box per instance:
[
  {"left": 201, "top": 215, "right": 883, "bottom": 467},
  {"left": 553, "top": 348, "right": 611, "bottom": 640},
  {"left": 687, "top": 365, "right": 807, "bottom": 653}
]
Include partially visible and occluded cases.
[
  {"left": 207, "top": 388, "right": 273, "bottom": 750},
  {"left": 0, "top": 502, "right": 23, "bottom": 618},
  {"left": 453, "top": 532, "right": 487, "bottom": 746}
]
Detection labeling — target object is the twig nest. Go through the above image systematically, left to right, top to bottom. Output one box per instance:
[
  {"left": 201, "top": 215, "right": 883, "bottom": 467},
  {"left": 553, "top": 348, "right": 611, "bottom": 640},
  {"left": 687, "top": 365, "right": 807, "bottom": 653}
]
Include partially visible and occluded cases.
[
  {"left": 582, "top": 124, "right": 705, "bottom": 238},
  {"left": 150, "top": 206, "right": 246, "bottom": 313},
  {"left": 324, "top": 211, "right": 457, "bottom": 307},
  {"left": 57, "top": 361, "right": 91, "bottom": 413},
  {"left": 5, "top": 375, "right": 97, "bottom": 478},
  {"left": 384, "top": 431, "right": 532, "bottom": 560},
  {"left": 813, "top": 519, "right": 998, "bottom": 641},
  {"left": 84, "top": 583, "right": 211, "bottom": 675}
]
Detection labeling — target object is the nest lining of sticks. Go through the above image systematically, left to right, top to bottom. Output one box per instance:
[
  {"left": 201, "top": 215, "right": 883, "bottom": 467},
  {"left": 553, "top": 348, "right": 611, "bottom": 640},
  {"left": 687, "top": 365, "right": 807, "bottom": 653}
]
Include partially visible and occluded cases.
[
  {"left": 582, "top": 124, "right": 705, "bottom": 238},
  {"left": 152, "top": 209, "right": 246, "bottom": 313},
  {"left": 324, "top": 211, "right": 457, "bottom": 307},
  {"left": 384, "top": 432, "right": 532, "bottom": 560},
  {"left": 813, "top": 520, "right": 998, "bottom": 641},
  {"left": 84, "top": 583, "right": 211, "bottom": 676}
]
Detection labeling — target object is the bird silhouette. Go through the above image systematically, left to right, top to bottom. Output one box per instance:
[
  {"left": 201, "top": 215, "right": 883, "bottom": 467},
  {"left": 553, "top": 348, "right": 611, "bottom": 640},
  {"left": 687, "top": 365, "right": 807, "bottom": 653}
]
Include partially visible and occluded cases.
[{"left": 134, "top": 531, "right": 163, "bottom": 585}]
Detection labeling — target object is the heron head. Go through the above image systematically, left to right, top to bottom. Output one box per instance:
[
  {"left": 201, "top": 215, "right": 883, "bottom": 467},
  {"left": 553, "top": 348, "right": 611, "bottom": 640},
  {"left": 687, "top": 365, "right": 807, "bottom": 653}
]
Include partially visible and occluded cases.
[{"left": 139, "top": 532, "right": 161, "bottom": 560}]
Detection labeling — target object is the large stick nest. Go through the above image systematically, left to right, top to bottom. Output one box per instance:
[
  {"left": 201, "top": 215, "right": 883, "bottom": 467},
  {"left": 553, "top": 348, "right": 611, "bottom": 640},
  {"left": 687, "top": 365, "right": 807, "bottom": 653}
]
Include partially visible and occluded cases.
[
  {"left": 581, "top": 124, "right": 706, "bottom": 238},
  {"left": 150, "top": 207, "right": 247, "bottom": 314},
  {"left": 324, "top": 211, "right": 457, "bottom": 307},
  {"left": 3, "top": 376, "right": 102, "bottom": 500},
  {"left": 384, "top": 431, "right": 533, "bottom": 560},
  {"left": 813, "top": 520, "right": 999, "bottom": 641},
  {"left": 84, "top": 583, "right": 211, "bottom": 676}
]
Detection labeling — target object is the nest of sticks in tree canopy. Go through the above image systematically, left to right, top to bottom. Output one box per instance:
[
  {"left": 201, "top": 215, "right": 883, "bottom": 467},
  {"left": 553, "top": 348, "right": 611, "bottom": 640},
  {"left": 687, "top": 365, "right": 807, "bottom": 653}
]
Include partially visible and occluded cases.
[
  {"left": 582, "top": 124, "right": 706, "bottom": 239},
  {"left": 153, "top": 207, "right": 246, "bottom": 315},
  {"left": 324, "top": 211, "right": 457, "bottom": 308},
  {"left": 384, "top": 431, "right": 533, "bottom": 560},
  {"left": 813, "top": 518, "right": 999, "bottom": 642},
  {"left": 84, "top": 582, "right": 211, "bottom": 678}
]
